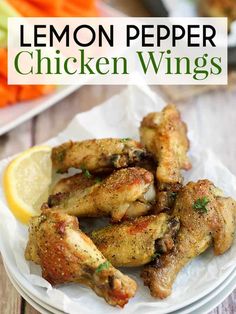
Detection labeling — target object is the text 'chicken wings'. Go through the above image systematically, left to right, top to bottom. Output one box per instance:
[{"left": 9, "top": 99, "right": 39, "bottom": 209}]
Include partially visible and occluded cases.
[
  {"left": 51, "top": 138, "right": 147, "bottom": 174},
  {"left": 48, "top": 167, "right": 155, "bottom": 222},
  {"left": 141, "top": 180, "right": 236, "bottom": 299},
  {"left": 25, "top": 211, "right": 137, "bottom": 307},
  {"left": 91, "top": 213, "right": 180, "bottom": 267}
]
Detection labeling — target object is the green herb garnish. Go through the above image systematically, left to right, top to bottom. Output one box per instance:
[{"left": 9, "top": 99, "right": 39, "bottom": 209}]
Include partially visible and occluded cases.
[
  {"left": 120, "top": 138, "right": 131, "bottom": 143},
  {"left": 56, "top": 150, "right": 66, "bottom": 163},
  {"left": 110, "top": 154, "right": 119, "bottom": 166},
  {"left": 81, "top": 166, "right": 92, "bottom": 178},
  {"left": 56, "top": 169, "right": 63, "bottom": 174},
  {"left": 95, "top": 177, "right": 102, "bottom": 183},
  {"left": 170, "top": 192, "right": 177, "bottom": 201},
  {"left": 193, "top": 196, "right": 209, "bottom": 213},
  {"left": 151, "top": 252, "right": 161, "bottom": 261},
  {"left": 95, "top": 261, "right": 111, "bottom": 273}
]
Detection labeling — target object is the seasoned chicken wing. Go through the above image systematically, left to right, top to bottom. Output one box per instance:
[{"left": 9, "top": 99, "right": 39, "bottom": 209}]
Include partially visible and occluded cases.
[
  {"left": 140, "top": 105, "right": 191, "bottom": 190},
  {"left": 51, "top": 138, "right": 147, "bottom": 174},
  {"left": 47, "top": 167, "right": 155, "bottom": 222},
  {"left": 141, "top": 180, "right": 236, "bottom": 299},
  {"left": 154, "top": 190, "right": 178, "bottom": 214},
  {"left": 25, "top": 211, "right": 137, "bottom": 307},
  {"left": 91, "top": 213, "right": 180, "bottom": 267}
]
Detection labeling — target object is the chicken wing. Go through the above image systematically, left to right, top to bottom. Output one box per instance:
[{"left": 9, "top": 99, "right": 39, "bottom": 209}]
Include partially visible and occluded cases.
[
  {"left": 140, "top": 104, "right": 191, "bottom": 190},
  {"left": 51, "top": 138, "right": 147, "bottom": 174},
  {"left": 47, "top": 167, "right": 155, "bottom": 222},
  {"left": 52, "top": 173, "right": 103, "bottom": 195},
  {"left": 141, "top": 180, "right": 236, "bottom": 299},
  {"left": 154, "top": 190, "right": 178, "bottom": 214},
  {"left": 25, "top": 211, "right": 137, "bottom": 307},
  {"left": 91, "top": 213, "right": 180, "bottom": 267}
]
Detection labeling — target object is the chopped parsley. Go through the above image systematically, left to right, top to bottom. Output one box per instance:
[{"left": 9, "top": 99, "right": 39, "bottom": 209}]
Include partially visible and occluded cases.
[
  {"left": 120, "top": 138, "right": 131, "bottom": 143},
  {"left": 56, "top": 150, "right": 66, "bottom": 162},
  {"left": 110, "top": 154, "right": 119, "bottom": 166},
  {"left": 81, "top": 166, "right": 92, "bottom": 178},
  {"left": 56, "top": 169, "right": 63, "bottom": 174},
  {"left": 95, "top": 177, "right": 102, "bottom": 183},
  {"left": 170, "top": 192, "right": 177, "bottom": 201},
  {"left": 193, "top": 196, "right": 209, "bottom": 213},
  {"left": 151, "top": 252, "right": 161, "bottom": 261},
  {"left": 95, "top": 261, "right": 111, "bottom": 273}
]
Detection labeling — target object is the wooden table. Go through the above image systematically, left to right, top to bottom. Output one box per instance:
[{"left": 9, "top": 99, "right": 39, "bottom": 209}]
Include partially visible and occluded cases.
[{"left": 1, "top": 1, "right": 236, "bottom": 313}]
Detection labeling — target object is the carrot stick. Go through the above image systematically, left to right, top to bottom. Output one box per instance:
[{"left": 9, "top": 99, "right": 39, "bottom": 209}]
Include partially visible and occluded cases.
[
  {"left": 8, "top": 0, "right": 50, "bottom": 17},
  {"left": 8, "top": 0, "right": 98, "bottom": 17},
  {"left": 26, "top": 0, "right": 64, "bottom": 16},
  {"left": 66, "top": 0, "right": 95, "bottom": 10},
  {"left": 63, "top": 2, "right": 99, "bottom": 17},
  {"left": 0, "top": 48, "right": 7, "bottom": 78},
  {"left": 0, "top": 76, "right": 19, "bottom": 105},
  {"left": 0, "top": 83, "right": 9, "bottom": 107},
  {"left": 18, "top": 85, "right": 55, "bottom": 101}
]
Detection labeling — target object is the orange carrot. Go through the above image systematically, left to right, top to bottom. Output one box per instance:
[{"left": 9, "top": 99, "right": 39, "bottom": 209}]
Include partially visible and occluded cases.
[
  {"left": 8, "top": 0, "right": 50, "bottom": 17},
  {"left": 8, "top": 0, "right": 99, "bottom": 17},
  {"left": 27, "top": 0, "right": 64, "bottom": 15},
  {"left": 27, "top": 0, "right": 67, "bottom": 16},
  {"left": 66, "top": 0, "right": 96, "bottom": 10},
  {"left": 62, "top": 2, "right": 99, "bottom": 17},
  {"left": 0, "top": 48, "right": 8, "bottom": 79},
  {"left": 0, "top": 74, "right": 54, "bottom": 105},
  {"left": 0, "top": 76, "right": 19, "bottom": 106},
  {"left": 0, "top": 83, "right": 9, "bottom": 108},
  {"left": 18, "top": 85, "right": 55, "bottom": 101}
]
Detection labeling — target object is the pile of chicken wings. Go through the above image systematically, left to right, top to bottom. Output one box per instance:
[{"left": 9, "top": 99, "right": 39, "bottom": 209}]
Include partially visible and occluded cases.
[{"left": 25, "top": 104, "right": 236, "bottom": 308}]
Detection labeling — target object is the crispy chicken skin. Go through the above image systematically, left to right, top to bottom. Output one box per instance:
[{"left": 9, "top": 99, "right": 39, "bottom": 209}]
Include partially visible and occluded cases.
[
  {"left": 140, "top": 105, "right": 191, "bottom": 190},
  {"left": 51, "top": 138, "right": 147, "bottom": 174},
  {"left": 47, "top": 167, "right": 155, "bottom": 222},
  {"left": 52, "top": 173, "right": 102, "bottom": 195},
  {"left": 141, "top": 180, "right": 236, "bottom": 299},
  {"left": 154, "top": 191, "right": 177, "bottom": 214},
  {"left": 25, "top": 211, "right": 137, "bottom": 307},
  {"left": 91, "top": 213, "right": 180, "bottom": 267}
]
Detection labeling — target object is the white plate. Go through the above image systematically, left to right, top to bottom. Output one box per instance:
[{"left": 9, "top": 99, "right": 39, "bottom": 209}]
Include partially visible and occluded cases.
[
  {"left": 0, "top": 3, "right": 122, "bottom": 137},
  {"left": 0, "top": 86, "right": 79, "bottom": 136},
  {"left": 1, "top": 86, "right": 236, "bottom": 314},
  {"left": 5, "top": 258, "right": 236, "bottom": 314},
  {"left": 7, "top": 258, "right": 236, "bottom": 314},
  {"left": 4, "top": 262, "right": 52, "bottom": 314},
  {"left": 4, "top": 262, "right": 65, "bottom": 314},
  {"left": 172, "top": 266, "right": 236, "bottom": 314},
  {"left": 191, "top": 272, "right": 236, "bottom": 314}
]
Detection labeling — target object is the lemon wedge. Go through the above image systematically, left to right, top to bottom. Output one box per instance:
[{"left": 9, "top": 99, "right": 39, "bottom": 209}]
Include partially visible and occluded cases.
[{"left": 3, "top": 145, "right": 52, "bottom": 224}]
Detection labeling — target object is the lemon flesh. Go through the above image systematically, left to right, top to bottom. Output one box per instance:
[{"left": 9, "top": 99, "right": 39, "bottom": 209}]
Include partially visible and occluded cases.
[{"left": 4, "top": 146, "right": 52, "bottom": 224}]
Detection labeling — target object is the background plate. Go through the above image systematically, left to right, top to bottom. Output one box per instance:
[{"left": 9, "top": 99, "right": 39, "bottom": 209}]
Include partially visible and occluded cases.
[
  {"left": 142, "top": 0, "right": 236, "bottom": 68},
  {"left": 5, "top": 256, "right": 236, "bottom": 314}
]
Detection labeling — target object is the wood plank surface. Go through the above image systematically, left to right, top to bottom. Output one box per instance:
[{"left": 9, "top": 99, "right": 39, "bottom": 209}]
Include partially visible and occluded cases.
[
  {"left": 0, "top": 1, "right": 235, "bottom": 314},
  {"left": 0, "top": 258, "right": 23, "bottom": 314}
]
